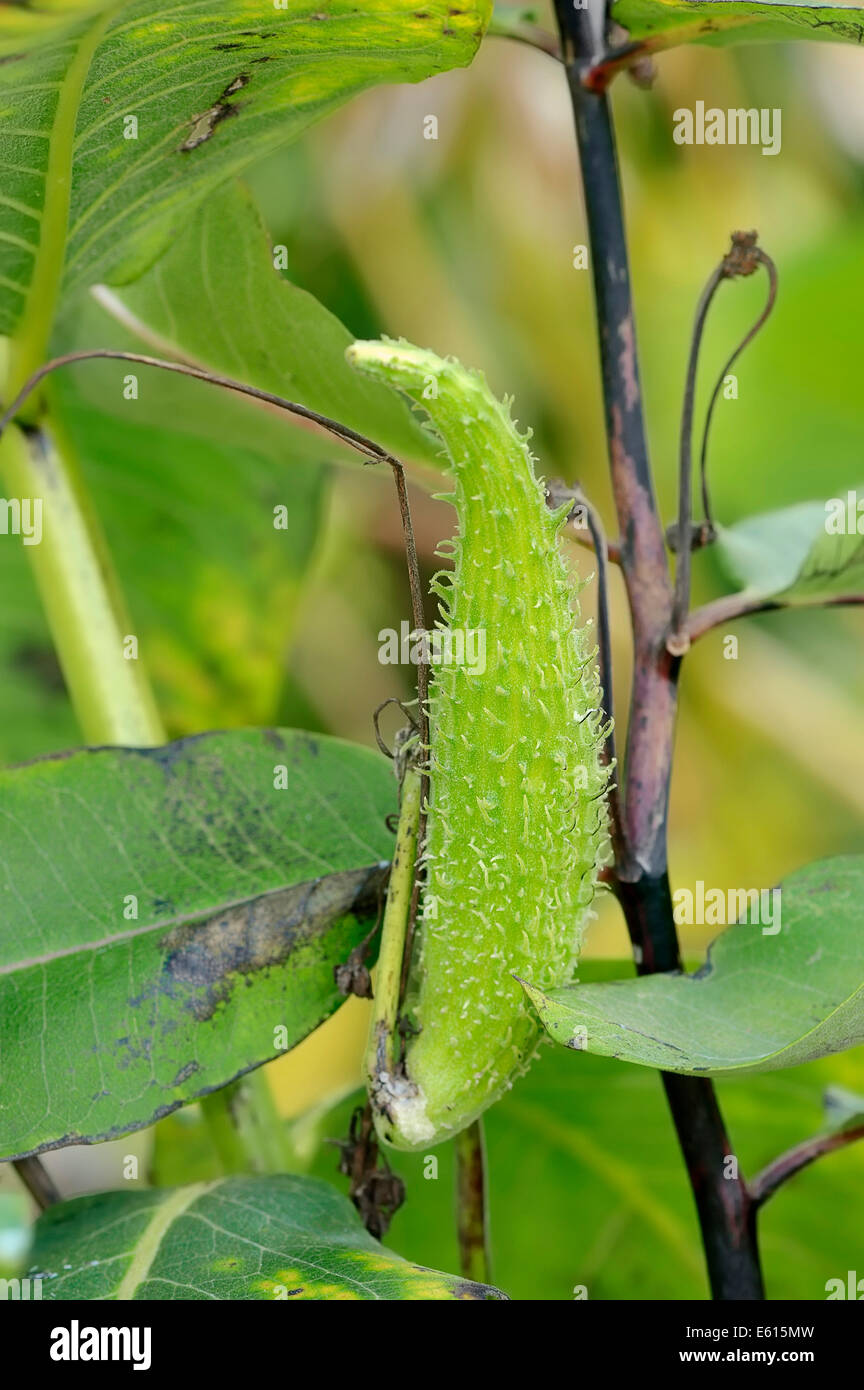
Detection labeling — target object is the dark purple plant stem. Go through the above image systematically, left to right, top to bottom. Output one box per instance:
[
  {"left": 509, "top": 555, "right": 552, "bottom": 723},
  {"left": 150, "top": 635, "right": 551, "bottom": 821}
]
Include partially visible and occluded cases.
[
  {"left": 551, "top": 1, "right": 764, "bottom": 1299},
  {"left": 688, "top": 591, "right": 864, "bottom": 642},
  {"left": 751, "top": 1124, "right": 864, "bottom": 1208}
]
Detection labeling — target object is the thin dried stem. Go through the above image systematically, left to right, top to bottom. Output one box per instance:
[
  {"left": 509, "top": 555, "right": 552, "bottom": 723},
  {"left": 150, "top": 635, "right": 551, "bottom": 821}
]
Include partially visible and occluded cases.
[
  {"left": 669, "top": 234, "right": 778, "bottom": 655},
  {"left": 698, "top": 251, "right": 778, "bottom": 527},
  {"left": 669, "top": 263, "right": 724, "bottom": 650},
  {"left": 0, "top": 350, "right": 402, "bottom": 467},
  {"left": 13, "top": 1156, "right": 59, "bottom": 1210}
]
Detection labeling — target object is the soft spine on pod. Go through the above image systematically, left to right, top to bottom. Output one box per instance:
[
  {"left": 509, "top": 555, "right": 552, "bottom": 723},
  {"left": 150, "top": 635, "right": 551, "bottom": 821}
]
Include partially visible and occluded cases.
[{"left": 347, "top": 338, "right": 609, "bottom": 1151}]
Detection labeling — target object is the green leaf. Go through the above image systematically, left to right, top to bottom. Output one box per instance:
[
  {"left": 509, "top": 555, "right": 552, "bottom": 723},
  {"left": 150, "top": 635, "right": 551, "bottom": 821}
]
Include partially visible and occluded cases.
[
  {"left": 0, "top": 0, "right": 491, "bottom": 378},
  {"left": 611, "top": 0, "right": 864, "bottom": 56},
  {"left": 0, "top": 3, "right": 116, "bottom": 59},
  {"left": 91, "top": 181, "right": 435, "bottom": 462},
  {"left": 46, "top": 301, "right": 331, "bottom": 736},
  {"left": 0, "top": 322, "right": 330, "bottom": 753},
  {"left": 715, "top": 494, "right": 864, "bottom": 604},
  {"left": 0, "top": 728, "right": 395, "bottom": 1160},
  {"left": 525, "top": 856, "right": 864, "bottom": 1076},
  {"left": 29, "top": 1174, "right": 507, "bottom": 1299}
]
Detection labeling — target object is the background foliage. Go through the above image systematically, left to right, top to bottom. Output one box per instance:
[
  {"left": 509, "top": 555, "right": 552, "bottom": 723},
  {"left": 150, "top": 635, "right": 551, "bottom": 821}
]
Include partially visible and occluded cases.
[{"left": 0, "top": 1, "right": 862, "bottom": 1300}]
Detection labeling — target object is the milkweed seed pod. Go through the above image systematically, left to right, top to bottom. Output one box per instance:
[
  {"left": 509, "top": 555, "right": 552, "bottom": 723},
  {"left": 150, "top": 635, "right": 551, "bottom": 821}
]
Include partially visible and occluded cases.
[{"left": 348, "top": 339, "right": 609, "bottom": 1150}]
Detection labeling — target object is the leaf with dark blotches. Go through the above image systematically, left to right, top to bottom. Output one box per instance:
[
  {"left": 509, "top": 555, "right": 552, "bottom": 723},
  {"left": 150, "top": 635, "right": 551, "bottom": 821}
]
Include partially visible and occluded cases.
[
  {"left": 0, "top": 728, "right": 395, "bottom": 1160},
  {"left": 524, "top": 857, "right": 864, "bottom": 1076},
  {"left": 30, "top": 1174, "right": 510, "bottom": 1300}
]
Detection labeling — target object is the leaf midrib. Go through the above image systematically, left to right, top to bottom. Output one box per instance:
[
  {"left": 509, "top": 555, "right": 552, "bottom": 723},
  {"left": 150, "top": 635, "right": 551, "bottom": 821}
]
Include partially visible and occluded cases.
[
  {"left": 7, "top": 5, "right": 119, "bottom": 407},
  {"left": 0, "top": 864, "right": 387, "bottom": 977},
  {"left": 545, "top": 973, "right": 864, "bottom": 1074},
  {"left": 114, "top": 1181, "right": 215, "bottom": 1300}
]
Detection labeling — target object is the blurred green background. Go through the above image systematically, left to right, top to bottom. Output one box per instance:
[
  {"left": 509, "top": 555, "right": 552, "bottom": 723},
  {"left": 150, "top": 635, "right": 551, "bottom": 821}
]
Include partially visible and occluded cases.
[{"left": 1, "top": 10, "right": 863, "bottom": 1298}]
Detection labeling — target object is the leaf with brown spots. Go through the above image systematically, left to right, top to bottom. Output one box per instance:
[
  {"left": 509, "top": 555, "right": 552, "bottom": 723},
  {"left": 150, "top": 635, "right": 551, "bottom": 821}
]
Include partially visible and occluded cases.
[{"left": 0, "top": 0, "right": 492, "bottom": 375}]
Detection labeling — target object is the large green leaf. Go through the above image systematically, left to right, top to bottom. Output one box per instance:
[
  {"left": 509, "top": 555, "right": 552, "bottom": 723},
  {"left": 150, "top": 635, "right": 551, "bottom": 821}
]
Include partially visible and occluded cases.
[
  {"left": 0, "top": 0, "right": 490, "bottom": 351},
  {"left": 611, "top": 0, "right": 864, "bottom": 56},
  {"left": 90, "top": 181, "right": 434, "bottom": 462},
  {"left": 45, "top": 310, "right": 331, "bottom": 737},
  {"left": 0, "top": 358, "right": 328, "bottom": 754},
  {"left": 715, "top": 494, "right": 864, "bottom": 605},
  {"left": 0, "top": 728, "right": 395, "bottom": 1160},
  {"left": 525, "top": 857, "right": 864, "bottom": 1076},
  {"left": 29, "top": 1174, "right": 507, "bottom": 1299}
]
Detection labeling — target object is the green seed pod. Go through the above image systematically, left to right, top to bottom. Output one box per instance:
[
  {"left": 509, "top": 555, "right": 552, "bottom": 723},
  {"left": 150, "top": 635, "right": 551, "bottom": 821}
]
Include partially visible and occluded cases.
[{"left": 348, "top": 339, "right": 608, "bottom": 1150}]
